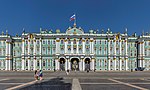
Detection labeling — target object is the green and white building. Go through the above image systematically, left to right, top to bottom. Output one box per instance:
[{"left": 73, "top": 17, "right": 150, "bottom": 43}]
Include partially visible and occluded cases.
[{"left": 0, "top": 25, "right": 150, "bottom": 71}]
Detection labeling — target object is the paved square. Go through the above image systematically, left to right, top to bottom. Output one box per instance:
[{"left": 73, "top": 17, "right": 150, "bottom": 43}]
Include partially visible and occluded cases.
[{"left": 0, "top": 71, "right": 150, "bottom": 90}]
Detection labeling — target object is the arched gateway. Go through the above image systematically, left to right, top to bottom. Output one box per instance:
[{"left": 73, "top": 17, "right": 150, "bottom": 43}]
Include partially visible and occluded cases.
[
  {"left": 56, "top": 56, "right": 95, "bottom": 71},
  {"left": 71, "top": 58, "right": 79, "bottom": 71}
]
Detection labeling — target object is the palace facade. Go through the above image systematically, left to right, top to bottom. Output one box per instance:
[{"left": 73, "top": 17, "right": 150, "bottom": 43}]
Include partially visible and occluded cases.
[{"left": 0, "top": 25, "right": 150, "bottom": 71}]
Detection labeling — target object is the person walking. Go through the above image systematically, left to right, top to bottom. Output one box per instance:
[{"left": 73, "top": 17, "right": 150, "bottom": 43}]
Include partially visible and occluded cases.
[
  {"left": 66, "top": 69, "right": 69, "bottom": 75},
  {"left": 34, "top": 70, "right": 38, "bottom": 81},
  {"left": 39, "top": 70, "right": 43, "bottom": 80}
]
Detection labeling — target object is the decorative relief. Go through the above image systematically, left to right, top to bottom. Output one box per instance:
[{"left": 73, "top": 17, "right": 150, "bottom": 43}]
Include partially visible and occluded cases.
[
  {"left": 56, "top": 40, "right": 60, "bottom": 42},
  {"left": 82, "top": 40, "right": 85, "bottom": 42},
  {"left": 90, "top": 40, "right": 93, "bottom": 42}
]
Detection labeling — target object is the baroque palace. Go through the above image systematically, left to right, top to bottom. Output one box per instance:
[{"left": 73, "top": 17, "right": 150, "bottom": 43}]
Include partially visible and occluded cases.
[{"left": 0, "top": 24, "right": 150, "bottom": 71}]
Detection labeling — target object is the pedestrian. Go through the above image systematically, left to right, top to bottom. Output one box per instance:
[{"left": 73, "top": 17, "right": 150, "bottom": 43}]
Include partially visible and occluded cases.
[
  {"left": 66, "top": 69, "right": 69, "bottom": 75},
  {"left": 87, "top": 69, "right": 89, "bottom": 73},
  {"left": 34, "top": 70, "right": 38, "bottom": 81},
  {"left": 39, "top": 70, "right": 43, "bottom": 80}
]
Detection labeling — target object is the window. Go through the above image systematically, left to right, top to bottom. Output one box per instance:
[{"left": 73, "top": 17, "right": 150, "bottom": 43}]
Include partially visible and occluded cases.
[
  {"left": 79, "top": 39, "right": 82, "bottom": 44},
  {"left": 53, "top": 40, "right": 55, "bottom": 44},
  {"left": 61, "top": 40, "right": 63, "bottom": 44},
  {"left": 68, "top": 40, "right": 71, "bottom": 44},
  {"left": 73, "top": 40, "right": 76, "bottom": 44},
  {"left": 86, "top": 40, "right": 89, "bottom": 44},
  {"left": 95, "top": 40, "right": 96, "bottom": 44},
  {"left": 26, "top": 41, "right": 28, "bottom": 44},
  {"left": 37, "top": 41, "right": 39, "bottom": 44},
  {"left": 43, "top": 41, "right": 45, "bottom": 44},
  {"left": 48, "top": 41, "right": 50, "bottom": 44},
  {"left": 43, "top": 47, "right": 45, "bottom": 51},
  {"left": 37, "top": 48, "right": 39, "bottom": 52},
  {"left": 0, "top": 49, "right": 1, "bottom": 55},
  {"left": 3, "top": 49, "right": 5, "bottom": 55},
  {"left": 145, "top": 50, "right": 147, "bottom": 56},
  {"left": 13, "top": 51, "right": 15, "bottom": 56},
  {"left": 48, "top": 60, "right": 50, "bottom": 66},
  {"left": 26, "top": 61, "right": 28, "bottom": 66},
  {"left": 37, "top": 61, "right": 39, "bottom": 66},
  {"left": 43, "top": 61, "right": 46, "bottom": 66}
]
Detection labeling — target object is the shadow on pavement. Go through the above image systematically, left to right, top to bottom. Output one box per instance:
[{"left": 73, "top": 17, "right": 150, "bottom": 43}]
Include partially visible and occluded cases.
[{"left": 20, "top": 77, "right": 72, "bottom": 90}]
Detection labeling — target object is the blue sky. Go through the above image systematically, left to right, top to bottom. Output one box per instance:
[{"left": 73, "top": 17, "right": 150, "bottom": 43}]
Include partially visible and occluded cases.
[{"left": 0, "top": 0, "right": 150, "bottom": 36}]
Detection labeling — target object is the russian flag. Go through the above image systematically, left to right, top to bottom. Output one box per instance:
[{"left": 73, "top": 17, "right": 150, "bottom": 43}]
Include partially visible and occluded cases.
[{"left": 70, "top": 14, "right": 75, "bottom": 21}]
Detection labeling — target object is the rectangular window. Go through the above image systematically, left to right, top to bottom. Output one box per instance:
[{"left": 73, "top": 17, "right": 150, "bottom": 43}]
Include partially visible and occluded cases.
[
  {"left": 43, "top": 41, "right": 45, "bottom": 44},
  {"left": 48, "top": 41, "right": 50, "bottom": 44}
]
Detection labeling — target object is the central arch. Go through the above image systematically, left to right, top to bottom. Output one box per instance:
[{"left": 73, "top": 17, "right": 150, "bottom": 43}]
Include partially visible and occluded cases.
[{"left": 71, "top": 58, "right": 79, "bottom": 71}]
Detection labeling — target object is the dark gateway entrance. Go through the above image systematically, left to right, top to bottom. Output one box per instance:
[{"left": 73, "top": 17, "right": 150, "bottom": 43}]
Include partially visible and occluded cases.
[
  {"left": 60, "top": 58, "right": 65, "bottom": 71},
  {"left": 71, "top": 58, "right": 79, "bottom": 71},
  {"left": 85, "top": 58, "right": 90, "bottom": 71}
]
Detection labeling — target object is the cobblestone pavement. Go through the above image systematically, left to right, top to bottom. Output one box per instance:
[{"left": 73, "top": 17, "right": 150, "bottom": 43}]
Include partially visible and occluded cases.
[{"left": 0, "top": 71, "right": 150, "bottom": 90}]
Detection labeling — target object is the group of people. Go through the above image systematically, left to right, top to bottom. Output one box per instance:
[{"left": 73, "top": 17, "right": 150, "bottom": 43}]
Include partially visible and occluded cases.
[{"left": 34, "top": 70, "right": 43, "bottom": 81}]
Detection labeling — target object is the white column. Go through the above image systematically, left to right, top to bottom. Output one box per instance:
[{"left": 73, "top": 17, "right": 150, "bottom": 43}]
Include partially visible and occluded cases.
[
  {"left": 28, "top": 36, "right": 30, "bottom": 70},
  {"left": 114, "top": 36, "right": 116, "bottom": 70},
  {"left": 119, "top": 36, "right": 122, "bottom": 71},
  {"left": 119, "top": 37, "right": 122, "bottom": 56},
  {"left": 33, "top": 38, "right": 36, "bottom": 70},
  {"left": 39, "top": 38, "right": 42, "bottom": 70},
  {"left": 56, "top": 38, "right": 60, "bottom": 54},
  {"left": 125, "top": 38, "right": 128, "bottom": 56},
  {"left": 125, "top": 38, "right": 128, "bottom": 70},
  {"left": 22, "top": 39, "right": 25, "bottom": 70},
  {"left": 64, "top": 39, "right": 68, "bottom": 54},
  {"left": 82, "top": 39, "right": 85, "bottom": 54},
  {"left": 90, "top": 39, "right": 92, "bottom": 54},
  {"left": 108, "top": 39, "right": 110, "bottom": 71},
  {"left": 108, "top": 39, "right": 110, "bottom": 55},
  {"left": 5, "top": 40, "right": 9, "bottom": 70},
  {"left": 91, "top": 40, "right": 94, "bottom": 54},
  {"left": 71, "top": 41, "right": 73, "bottom": 54},
  {"left": 76, "top": 41, "right": 79, "bottom": 54},
  {"left": 142, "top": 41, "right": 145, "bottom": 67},
  {"left": 139, "top": 42, "right": 142, "bottom": 67},
  {"left": 8, "top": 43, "right": 12, "bottom": 70},
  {"left": 108, "top": 58, "right": 110, "bottom": 71},
  {"left": 120, "top": 58, "right": 122, "bottom": 71},
  {"left": 125, "top": 58, "right": 128, "bottom": 70},
  {"left": 55, "top": 59, "right": 58, "bottom": 70},
  {"left": 65, "top": 59, "right": 67, "bottom": 71},
  {"left": 68, "top": 59, "right": 71, "bottom": 70},
  {"left": 79, "top": 59, "right": 82, "bottom": 71},
  {"left": 82, "top": 59, "right": 85, "bottom": 71},
  {"left": 91, "top": 59, "right": 95, "bottom": 71},
  {"left": 114, "top": 59, "right": 116, "bottom": 70},
  {"left": 5, "top": 60, "right": 9, "bottom": 70},
  {"left": 58, "top": 60, "right": 60, "bottom": 70}
]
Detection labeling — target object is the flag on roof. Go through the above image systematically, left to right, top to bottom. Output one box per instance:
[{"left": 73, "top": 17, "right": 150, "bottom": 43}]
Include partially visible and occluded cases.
[{"left": 70, "top": 14, "right": 76, "bottom": 21}]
